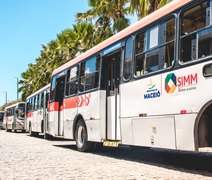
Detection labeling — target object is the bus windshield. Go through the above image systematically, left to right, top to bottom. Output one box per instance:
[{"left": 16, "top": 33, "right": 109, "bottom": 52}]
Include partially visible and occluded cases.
[
  {"left": 18, "top": 104, "right": 25, "bottom": 119},
  {"left": 0, "top": 113, "right": 4, "bottom": 122}
]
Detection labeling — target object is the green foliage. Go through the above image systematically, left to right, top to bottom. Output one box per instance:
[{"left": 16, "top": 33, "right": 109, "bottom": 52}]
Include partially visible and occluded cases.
[
  {"left": 18, "top": 0, "right": 170, "bottom": 100},
  {"left": 129, "top": 0, "right": 170, "bottom": 19}
]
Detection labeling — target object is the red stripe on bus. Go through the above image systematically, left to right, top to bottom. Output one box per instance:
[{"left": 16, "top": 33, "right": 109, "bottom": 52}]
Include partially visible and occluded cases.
[
  {"left": 49, "top": 94, "right": 91, "bottom": 112},
  {"left": 64, "top": 97, "right": 78, "bottom": 109},
  {"left": 49, "top": 102, "right": 59, "bottom": 112},
  {"left": 26, "top": 112, "right": 33, "bottom": 118}
]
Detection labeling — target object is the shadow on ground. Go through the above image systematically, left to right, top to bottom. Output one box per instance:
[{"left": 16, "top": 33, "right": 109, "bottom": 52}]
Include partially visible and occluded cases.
[{"left": 53, "top": 143, "right": 212, "bottom": 176}]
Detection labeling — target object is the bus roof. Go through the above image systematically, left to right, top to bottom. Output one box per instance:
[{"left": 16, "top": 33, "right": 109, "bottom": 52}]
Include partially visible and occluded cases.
[
  {"left": 52, "top": 0, "right": 191, "bottom": 76},
  {"left": 26, "top": 83, "right": 50, "bottom": 99},
  {"left": 5, "top": 102, "right": 25, "bottom": 110}
]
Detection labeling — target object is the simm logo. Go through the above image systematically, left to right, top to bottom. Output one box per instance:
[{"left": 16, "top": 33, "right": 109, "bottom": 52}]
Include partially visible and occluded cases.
[{"left": 165, "top": 73, "right": 198, "bottom": 94}]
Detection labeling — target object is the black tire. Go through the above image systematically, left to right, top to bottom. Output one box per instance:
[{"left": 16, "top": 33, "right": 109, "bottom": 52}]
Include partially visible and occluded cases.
[
  {"left": 75, "top": 119, "right": 94, "bottom": 152},
  {"left": 6, "top": 124, "right": 12, "bottom": 132},
  {"left": 29, "top": 124, "right": 38, "bottom": 137},
  {"left": 29, "top": 124, "right": 33, "bottom": 136},
  {"left": 44, "top": 133, "right": 53, "bottom": 140}
]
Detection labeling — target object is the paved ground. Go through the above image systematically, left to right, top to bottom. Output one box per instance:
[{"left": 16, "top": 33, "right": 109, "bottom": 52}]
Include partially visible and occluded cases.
[{"left": 0, "top": 130, "right": 212, "bottom": 180}]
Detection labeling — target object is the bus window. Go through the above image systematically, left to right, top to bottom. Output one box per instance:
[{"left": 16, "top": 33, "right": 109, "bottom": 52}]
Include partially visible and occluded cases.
[
  {"left": 180, "top": 1, "right": 207, "bottom": 63},
  {"left": 181, "top": 2, "right": 206, "bottom": 36},
  {"left": 134, "top": 17, "right": 175, "bottom": 77},
  {"left": 149, "top": 26, "right": 159, "bottom": 49},
  {"left": 198, "top": 27, "right": 212, "bottom": 58},
  {"left": 136, "top": 32, "right": 145, "bottom": 54},
  {"left": 123, "top": 37, "right": 133, "bottom": 80},
  {"left": 145, "top": 49, "right": 159, "bottom": 73},
  {"left": 134, "top": 54, "right": 145, "bottom": 78},
  {"left": 79, "top": 56, "right": 100, "bottom": 92},
  {"left": 85, "top": 56, "right": 100, "bottom": 91},
  {"left": 79, "top": 62, "right": 86, "bottom": 92},
  {"left": 66, "top": 66, "right": 78, "bottom": 96},
  {"left": 50, "top": 76, "right": 56, "bottom": 102},
  {"left": 40, "top": 92, "right": 44, "bottom": 108},
  {"left": 46, "top": 92, "right": 49, "bottom": 109},
  {"left": 37, "top": 94, "right": 40, "bottom": 109},
  {"left": 34, "top": 95, "right": 38, "bottom": 109},
  {"left": 31, "top": 97, "right": 35, "bottom": 110},
  {"left": 29, "top": 98, "right": 32, "bottom": 111},
  {"left": 26, "top": 99, "right": 30, "bottom": 113},
  {"left": 18, "top": 104, "right": 25, "bottom": 119},
  {"left": 12, "top": 107, "right": 15, "bottom": 116},
  {"left": 0, "top": 113, "right": 3, "bottom": 122}
]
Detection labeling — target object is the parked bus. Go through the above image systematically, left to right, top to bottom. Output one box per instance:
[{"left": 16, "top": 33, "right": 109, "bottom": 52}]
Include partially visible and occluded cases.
[
  {"left": 45, "top": 0, "right": 212, "bottom": 152},
  {"left": 25, "top": 84, "right": 50, "bottom": 136},
  {"left": 4, "top": 102, "right": 26, "bottom": 132},
  {"left": 0, "top": 111, "right": 4, "bottom": 129}
]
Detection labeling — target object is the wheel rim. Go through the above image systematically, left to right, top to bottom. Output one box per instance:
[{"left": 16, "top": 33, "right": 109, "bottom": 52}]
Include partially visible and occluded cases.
[{"left": 77, "top": 125, "right": 86, "bottom": 148}]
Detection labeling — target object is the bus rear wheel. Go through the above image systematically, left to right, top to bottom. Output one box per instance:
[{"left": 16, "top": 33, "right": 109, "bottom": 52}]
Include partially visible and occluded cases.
[
  {"left": 75, "top": 120, "right": 94, "bottom": 152},
  {"left": 6, "top": 124, "right": 12, "bottom": 132},
  {"left": 29, "top": 125, "right": 38, "bottom": 137}
]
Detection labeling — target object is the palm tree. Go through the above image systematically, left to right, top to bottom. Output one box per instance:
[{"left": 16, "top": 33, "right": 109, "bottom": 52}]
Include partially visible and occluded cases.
[
  {"left": 76, "top": 0, "right": 130, "bottom": 34},
  {"left": 129, "top": 0, "right": 170, "bottom": 19},
  {"left": 19, "top": 23, "right": 97, "bottom": 100},
  {"left": 67, "top": 23, "right": 96, "bottom": 55}
]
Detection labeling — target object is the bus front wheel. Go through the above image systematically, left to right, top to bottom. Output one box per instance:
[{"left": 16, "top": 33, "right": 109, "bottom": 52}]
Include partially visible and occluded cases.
[{"left": 75, "top": 119, "right": 94, "bottom": 152}]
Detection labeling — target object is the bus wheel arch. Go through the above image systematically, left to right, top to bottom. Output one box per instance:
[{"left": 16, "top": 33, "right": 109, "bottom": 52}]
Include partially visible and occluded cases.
[
  {"left": 194, "top": 100, "right": 212, "bottom": 150},
  {"left": 73, "top": 114, "right": 94, "bottom": 152},
  {"left": 73, "top": 114, "right": 84, "bottom": 140}
]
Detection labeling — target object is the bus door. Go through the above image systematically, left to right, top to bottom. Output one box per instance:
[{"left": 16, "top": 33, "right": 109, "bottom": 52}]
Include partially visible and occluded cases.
[
  {"left": 102, "top": 50, "right": 121, "bottom": 141},
  {"left": 54, "top": 76, "right": 65, "bottom": 136},
  {"left": 43, "top": 90, "right": 49, "bottom": 134},
  {"left": 14, "top": 107, "right": 18, "bottom": 129}
]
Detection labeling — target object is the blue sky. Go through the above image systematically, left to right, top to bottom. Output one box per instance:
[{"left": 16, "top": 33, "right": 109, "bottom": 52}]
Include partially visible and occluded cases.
[
  {"left": 0, "top": 0, "right": 137, "bottom": 106},
  {"left": 0, "top": 0, "right": 90, "bottom": 106}
]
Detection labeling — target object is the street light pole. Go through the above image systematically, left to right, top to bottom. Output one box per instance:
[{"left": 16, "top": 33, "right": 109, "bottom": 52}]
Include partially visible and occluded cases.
[
  {"left": 14, "top": 77, "right": 19, "bottom": 101},
  {"left": 4, "top": 91, "right": 7, "bottom": 104}
]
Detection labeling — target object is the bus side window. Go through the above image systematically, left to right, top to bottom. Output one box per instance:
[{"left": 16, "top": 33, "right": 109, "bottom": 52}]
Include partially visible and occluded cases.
[
  {"left": 180, "top": 1, "right": 207, "bottom": 62},
  {"left": 134, "top": 17, "right": 175, "bottom": 77},
  {"left": 198, "top": 27, "right": 212, "bottom": 58},
  {"left": 134, "top": 32, "right": 145, "bottom": 78},
  {"left": 123, "top": 37, "right": 133, "bottom": 81},
  {"left": 79, "top": 56, "right": 100, "bottom": 92},
  {"left": 84, "top": 56, "right": 100, "bottom": 91},
  {"left": 79, "top": 62, "right": 85, "bottom": 92},
  {"left": 66, "top": 66, "right": 78, "bottom": 96},
  {"left": 50, "top": 76, "right": 56, "bottom": 102},
  {"left": 41, "top": 92, "right": 44, "bottom": 108},
  {"left": 46, "top": 92, "right": 49, "bottom": 109},
  {"left": 37, "top": 94, "right": 40, "bottom": 109},
  {"left": 31, "top": 97, "right": 35, "bottom": 110},
  {"left": 29, "top": 98, "right": 32, "bottom": 111},
  {"left": 26, "top": 99, "right": 30, "bottom": 113}
]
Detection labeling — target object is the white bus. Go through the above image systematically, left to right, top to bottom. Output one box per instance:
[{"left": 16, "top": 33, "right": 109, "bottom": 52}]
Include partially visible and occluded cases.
[
  {"left": 45, "top": 0, "right": 212, "bottom": 152},
  {"left": 25, "top": 84, "right": 50, "bottom": 136},
  {"left": 4, "top": 102, "right": 26, "bottom": 132},
  {"left": 0, "top": 111, "right": 4, "bottom": 129}
]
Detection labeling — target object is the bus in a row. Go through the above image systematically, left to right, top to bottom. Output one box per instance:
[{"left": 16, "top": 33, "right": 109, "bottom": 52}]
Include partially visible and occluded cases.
[
  {"left": 24, "top": 0, "right": 212, "bottom": 152},
  {"left": 25, "top": 84, "right": 50, "bottom": 136},
  {"left": 3, "top": 102, "right": 26, "bottom": 132},
  {"left": 0, "top": 111, "right": 4, "bottom": 129}
]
